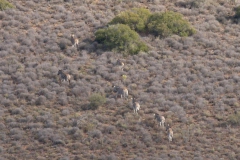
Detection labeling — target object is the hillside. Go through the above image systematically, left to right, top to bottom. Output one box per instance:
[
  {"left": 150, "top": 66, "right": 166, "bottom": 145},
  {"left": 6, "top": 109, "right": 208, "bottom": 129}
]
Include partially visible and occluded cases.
[{"left": 0, "top": 0, "right": 240, "bottom": 159}]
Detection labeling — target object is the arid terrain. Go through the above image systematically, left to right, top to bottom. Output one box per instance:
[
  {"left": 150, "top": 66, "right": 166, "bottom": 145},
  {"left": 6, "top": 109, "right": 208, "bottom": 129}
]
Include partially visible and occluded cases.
[{"left": 0, "top": 0, "right": 240, "bottom": 159}]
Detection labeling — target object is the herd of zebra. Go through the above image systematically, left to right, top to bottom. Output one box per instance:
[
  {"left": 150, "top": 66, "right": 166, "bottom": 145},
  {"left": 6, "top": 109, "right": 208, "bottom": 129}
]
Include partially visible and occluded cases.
[{"left": 57, "top": 35, "right": 174, "bottom": 142}]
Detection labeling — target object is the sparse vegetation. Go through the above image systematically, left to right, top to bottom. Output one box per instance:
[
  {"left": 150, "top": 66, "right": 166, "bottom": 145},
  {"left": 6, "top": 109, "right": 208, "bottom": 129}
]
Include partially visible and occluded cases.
[
  {"left": 0, "top": 0, "right": 14, "bottom": 11},
  {"left": 0, "top": 0, "right": 240, "bottom": 159},
  {"left": 176, "top": 0, "right": 206, "bottom": 9},
  {"left": 147, "top": 11, "right": 196, "bottom": 37},
  {"left": 95, "top": 24, "right": 148, "bottom": 55}
]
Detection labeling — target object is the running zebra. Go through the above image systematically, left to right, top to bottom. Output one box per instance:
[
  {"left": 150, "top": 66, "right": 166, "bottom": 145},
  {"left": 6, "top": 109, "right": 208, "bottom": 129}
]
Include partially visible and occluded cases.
[
  {"left": 71, "top": 34, "right": 79, "bottom": 48},
  {"left": 116, "top": 59, "right": 124, "bottom": 71},
  {"left": 57, "top": 70, "right": 71, "bottom": 84},
  {"left": 113, "top": 86, "right": 128, "bottom": 99},
  {"left": 131, "top": 97, "right": 140, "bottom": 114},
  {"left": 153, "top": 113, "right": 165, "bottom": 127},
  {"left": 166, "top": 124, "right": 173, "bottom": 142}
]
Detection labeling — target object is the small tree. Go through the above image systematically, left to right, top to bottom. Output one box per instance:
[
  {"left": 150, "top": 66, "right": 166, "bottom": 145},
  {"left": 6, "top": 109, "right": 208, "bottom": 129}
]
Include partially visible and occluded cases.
[
  {"left": 0, "top": 0, "right": 14, "bottom": 11},
  {"left": 109, "top": 8, "right": 151, "bottom": 32},
  {"left": 147, "top": 11, "right": 196, "bottom": 37},
  {"left": 95, "top": 24, "right": 148, "bottom": 55},
  {"left": 89, "top": 93, "right": 106, "bottom": 110}
]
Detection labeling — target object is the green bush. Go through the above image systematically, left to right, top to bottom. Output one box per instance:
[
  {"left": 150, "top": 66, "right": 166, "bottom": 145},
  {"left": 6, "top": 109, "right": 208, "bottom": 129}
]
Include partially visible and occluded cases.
[
  {"left": 0, "top": 0, "right": 14, "bottom": 11},
  {"left": 234, "top": 6, "right": 240, "bottom": 19},
  {"left": 109, "top": 8, "right": 151, "bottom": 32},
  {"left": 147, "top": 11, "right": 196, "bottom": 37},
  {"left": 95, "top": 24, "right": 148, "bottom": 55},
  {"left": 89, "top": 93, "right": 106, "bottom": 110},
  {"left": 228, "top": 112, "right": 240, "bottom": 125}
]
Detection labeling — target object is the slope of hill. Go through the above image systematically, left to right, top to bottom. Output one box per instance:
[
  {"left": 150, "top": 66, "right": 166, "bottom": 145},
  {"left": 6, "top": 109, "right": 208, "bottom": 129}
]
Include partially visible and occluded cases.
[{"left": 0, "top": 0, "right": 240, "bottom": 159}]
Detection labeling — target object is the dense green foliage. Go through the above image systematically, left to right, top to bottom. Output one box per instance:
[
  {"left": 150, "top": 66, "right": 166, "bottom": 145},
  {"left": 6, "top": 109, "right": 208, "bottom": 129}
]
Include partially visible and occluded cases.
[
  {"left": 0, "top": 0, "right": 14, "bottom": 11},
  {"left": 234, "top": 6, "right": 240, "bottom": 18},
  {"left": 109, "top": 8, "right": 151, "bottom": 32},
  {"left": 97, "top": 9, "right": 195, "bottom": 54},
  {"left": 109, "top": 9, "right": 196, "bottom": 38},
  {"left": 147, "top": 11, "right": 196, "bottom": 37},
  {"left": 95, "top": 24, "right": 148, "bottom": 55},
  {"left": 89, "top": 93, "right": 106, "bottom": 109},
  {"left": 228, "top": 112, "right": 240, "bottom": 125}
]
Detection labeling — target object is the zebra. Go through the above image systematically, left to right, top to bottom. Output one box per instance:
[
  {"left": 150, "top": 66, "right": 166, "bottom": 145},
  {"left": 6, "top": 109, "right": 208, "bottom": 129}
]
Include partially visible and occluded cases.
[
  {"left": 71, "top": 34, "right": 79, "bottom": 48},
  {"left": 116, "top": 59, "right": 124, "bottom": 71},
  {"left": 57, "top": 70, "right": 71, "bottom": 84},
  {"left": 113, "top": 86, "right": 128, "bottom": 99},
  {"left": 131, "top": 97, "right": 140, "bottom": 114},
  {"left": 153, "top": 113, "right": 165, "bottom": 127},
  {"left": 166, "top": 124, "right": 173, "bottom": 142}
]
